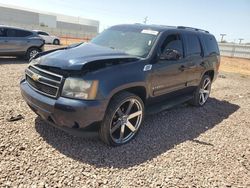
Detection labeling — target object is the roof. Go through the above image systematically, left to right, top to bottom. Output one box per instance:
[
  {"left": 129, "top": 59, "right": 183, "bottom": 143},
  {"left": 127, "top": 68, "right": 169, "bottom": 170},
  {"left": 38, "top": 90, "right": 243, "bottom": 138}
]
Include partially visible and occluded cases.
[
  {"left": 110, "top": 24, "right": 210, "bottom": 34},
  {"left": 0, "top": 25, "right": 36, "bottom": 33},
  {"left": 0, "top": 25, "right": 27, "bottom": 30}
]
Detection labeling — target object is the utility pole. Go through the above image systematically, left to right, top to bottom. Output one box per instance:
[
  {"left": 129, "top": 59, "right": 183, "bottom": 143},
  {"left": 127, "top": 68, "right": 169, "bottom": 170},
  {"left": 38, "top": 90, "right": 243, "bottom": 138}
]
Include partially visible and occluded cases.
[
  {"left": 143, "top": 16, "right": 148, "bottom": 24},
  {"left": 220, "top": 34, "right": 226, "bottom": 42},
  {"left": 238, "top": 38, "right": 244, "bottom": 44}
]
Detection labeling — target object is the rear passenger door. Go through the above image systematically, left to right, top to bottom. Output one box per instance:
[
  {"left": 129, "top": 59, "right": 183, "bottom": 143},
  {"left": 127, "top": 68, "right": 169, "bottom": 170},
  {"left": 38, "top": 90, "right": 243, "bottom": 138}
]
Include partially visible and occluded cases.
[
  {"left": 5, "top": 29, "right": 33, "bottom": 53},
  {"left": 183, "top": 33, "right": 204, "bottom": 87}
]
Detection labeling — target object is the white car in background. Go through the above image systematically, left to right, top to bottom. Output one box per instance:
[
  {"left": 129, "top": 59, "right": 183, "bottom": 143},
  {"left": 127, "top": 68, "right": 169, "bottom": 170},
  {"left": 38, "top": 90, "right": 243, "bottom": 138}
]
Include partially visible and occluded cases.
[{"left": 33, "top": 30, "right": 60, "bottom": 45}]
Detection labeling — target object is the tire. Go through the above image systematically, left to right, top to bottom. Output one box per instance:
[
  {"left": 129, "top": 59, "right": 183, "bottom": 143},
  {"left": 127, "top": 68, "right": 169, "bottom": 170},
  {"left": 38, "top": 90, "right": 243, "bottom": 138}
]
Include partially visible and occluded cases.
[
  {"left": 53, "top": 39, "right": 60, "bottom": 45},
  {"left": 25, "top": 47, "right": 40, "bottom": 60},
  {"left": 189, "top": 75, "right": 212, "bottom": 107},
  {"left": 99, "top": 92, "right": 145, "bottom": 146}
]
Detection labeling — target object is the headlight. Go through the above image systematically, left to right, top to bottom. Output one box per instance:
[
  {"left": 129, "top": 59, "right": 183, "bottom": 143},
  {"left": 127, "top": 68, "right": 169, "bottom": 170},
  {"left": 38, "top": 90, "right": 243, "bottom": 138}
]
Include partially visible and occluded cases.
[{"left": 62, "top": 77, "right": 98, "bottom": 100}]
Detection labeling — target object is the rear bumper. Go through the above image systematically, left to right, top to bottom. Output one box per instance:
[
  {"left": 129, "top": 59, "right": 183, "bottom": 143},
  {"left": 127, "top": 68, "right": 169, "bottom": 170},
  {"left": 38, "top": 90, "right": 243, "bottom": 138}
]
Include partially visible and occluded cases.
[{"left": 20, "top": 80, "right": 107, "bottom": 132}]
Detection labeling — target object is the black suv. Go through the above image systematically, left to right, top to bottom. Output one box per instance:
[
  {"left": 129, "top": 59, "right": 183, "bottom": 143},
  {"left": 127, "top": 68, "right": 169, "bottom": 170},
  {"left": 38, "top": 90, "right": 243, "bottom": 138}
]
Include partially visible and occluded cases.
[
  {"left": 20, "top": 24, "right": 220, "bottom": 146},
  {"left": 0, "top": 26, "right": 45, "bottom": 60}
]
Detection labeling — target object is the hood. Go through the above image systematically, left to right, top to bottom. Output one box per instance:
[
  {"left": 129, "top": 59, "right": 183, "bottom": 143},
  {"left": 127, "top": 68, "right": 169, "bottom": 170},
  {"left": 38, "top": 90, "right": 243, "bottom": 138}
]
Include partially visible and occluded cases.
[{"left": 35, "top": 43, "right": 139, "bottom": 71}]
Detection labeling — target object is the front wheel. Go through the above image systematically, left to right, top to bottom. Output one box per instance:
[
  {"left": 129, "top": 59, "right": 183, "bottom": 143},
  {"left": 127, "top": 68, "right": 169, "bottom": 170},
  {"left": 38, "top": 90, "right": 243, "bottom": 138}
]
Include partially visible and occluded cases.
[
  {"left": 189, "top": 75, "right": 212, "bottom": 106},
  {"left": 99, "top": 92, "right": 144, "bottom": 146}
]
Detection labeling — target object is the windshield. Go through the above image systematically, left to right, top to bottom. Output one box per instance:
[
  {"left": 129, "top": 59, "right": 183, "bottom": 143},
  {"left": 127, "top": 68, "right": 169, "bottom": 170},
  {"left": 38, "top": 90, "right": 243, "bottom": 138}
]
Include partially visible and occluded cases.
[{"left": 91, "top": 26, "right": 159, "bottom": 58}]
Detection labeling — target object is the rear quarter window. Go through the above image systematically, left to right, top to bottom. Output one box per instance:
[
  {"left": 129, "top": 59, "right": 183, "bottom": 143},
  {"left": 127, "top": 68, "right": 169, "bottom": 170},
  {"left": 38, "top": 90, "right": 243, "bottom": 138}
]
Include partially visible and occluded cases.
[
  {"left": 40, "top": 32, "right": 49, "bottom": 36},
  {"left": 184, "top": 34, "right": 202, "bottom": 56},
  {"left": 203, "top": 35, "right": 220, "bottom": 55}
]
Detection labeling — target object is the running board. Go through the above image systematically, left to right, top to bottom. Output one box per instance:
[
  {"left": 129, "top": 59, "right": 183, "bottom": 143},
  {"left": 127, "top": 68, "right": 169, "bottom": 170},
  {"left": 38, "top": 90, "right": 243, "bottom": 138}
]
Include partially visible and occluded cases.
[{"left": 145, "top": 95, "right": 193, "bottom": 115}]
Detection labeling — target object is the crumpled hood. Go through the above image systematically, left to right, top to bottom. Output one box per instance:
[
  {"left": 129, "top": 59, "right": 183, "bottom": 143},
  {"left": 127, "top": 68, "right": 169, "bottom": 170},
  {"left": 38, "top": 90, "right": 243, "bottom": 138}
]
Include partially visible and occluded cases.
[{"left": 36, "top": 43, "right": 138, "bottom": 70}]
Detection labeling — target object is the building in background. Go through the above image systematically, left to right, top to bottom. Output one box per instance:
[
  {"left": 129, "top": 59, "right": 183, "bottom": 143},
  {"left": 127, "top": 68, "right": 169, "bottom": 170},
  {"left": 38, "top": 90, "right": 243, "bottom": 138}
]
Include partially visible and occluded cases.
[{"left": 0, "top": 3, "right": 99, "bottom": 40}]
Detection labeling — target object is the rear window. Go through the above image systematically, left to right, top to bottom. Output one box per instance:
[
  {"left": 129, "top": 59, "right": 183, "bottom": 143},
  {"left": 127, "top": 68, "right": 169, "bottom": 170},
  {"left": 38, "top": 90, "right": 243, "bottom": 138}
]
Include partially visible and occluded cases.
[
  {"left": 0, "top": 28, "right": 7, "bottom": 37},
  {"left": 7, "top": 29, "right": 33, "bottom": 37},
  {"left": 38, "top": 32, "right": 49, "bottom": 36},
  {"left": 185, "top": 34, "right": 202, "bottom": 56},
  {"left": 203, "top": 35, "right": 219, "bottom": 55}
]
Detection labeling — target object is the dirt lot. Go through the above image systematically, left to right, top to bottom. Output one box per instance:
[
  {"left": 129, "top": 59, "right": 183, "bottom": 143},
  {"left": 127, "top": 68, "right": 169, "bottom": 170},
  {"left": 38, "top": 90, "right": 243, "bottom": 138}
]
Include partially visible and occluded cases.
[{"left": 0, "top": 55, "right": 249, "bottom": 187}]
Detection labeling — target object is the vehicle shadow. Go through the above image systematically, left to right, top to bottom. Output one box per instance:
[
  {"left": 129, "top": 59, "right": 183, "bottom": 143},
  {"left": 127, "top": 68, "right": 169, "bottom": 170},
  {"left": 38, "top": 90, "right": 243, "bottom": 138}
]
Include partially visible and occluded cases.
[
  {"left": 0, "top": 57, "right": 27, "bottom": 65},
  {"left": 35, "top": 98, "right": 239, "bottom": 169}
]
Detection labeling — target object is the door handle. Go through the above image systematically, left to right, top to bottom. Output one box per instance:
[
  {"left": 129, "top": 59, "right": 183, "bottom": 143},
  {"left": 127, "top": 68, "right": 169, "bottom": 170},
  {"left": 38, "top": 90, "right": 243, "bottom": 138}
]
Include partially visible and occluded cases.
[
  {"left": 200, "top": 62, "right": 205, "bottom": 66},
  {"left": 179, "top": 65, "right": 187, "bottom": 71}
]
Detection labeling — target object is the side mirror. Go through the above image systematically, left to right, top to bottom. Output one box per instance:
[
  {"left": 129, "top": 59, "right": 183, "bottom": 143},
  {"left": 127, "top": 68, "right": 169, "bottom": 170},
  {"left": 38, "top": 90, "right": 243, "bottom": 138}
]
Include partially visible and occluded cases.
[{"left": 160, "top": 49, "right": 182, "bottom": 61}]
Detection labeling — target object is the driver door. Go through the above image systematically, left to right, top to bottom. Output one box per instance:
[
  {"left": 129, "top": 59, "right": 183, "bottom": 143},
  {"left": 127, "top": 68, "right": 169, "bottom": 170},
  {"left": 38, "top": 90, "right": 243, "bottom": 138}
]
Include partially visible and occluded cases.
[{"left": 150, "top": 33, "right": 188, "bottom": 98}]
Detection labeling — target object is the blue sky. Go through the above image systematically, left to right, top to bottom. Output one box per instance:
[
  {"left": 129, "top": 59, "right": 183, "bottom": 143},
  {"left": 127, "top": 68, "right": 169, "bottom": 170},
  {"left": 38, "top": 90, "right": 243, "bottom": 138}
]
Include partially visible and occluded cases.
[{"left": 1, "top": 0, "right": 250, "bottom": 42}]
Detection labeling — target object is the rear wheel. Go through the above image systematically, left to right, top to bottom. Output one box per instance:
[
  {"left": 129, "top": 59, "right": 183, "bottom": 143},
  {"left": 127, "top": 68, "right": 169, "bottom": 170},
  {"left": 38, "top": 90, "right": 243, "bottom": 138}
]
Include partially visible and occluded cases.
[
  {"left": 53, "top": 39, "right": 60, "bottom": 45},
  {"left": 25, "top": 47, "right": 40, "bottom": 60},
  {"left": 189, "top": 75, "right": 212, "bottom": 106},
  {"left": 99, "top": 92, "right": 144, "bottom": 146}
]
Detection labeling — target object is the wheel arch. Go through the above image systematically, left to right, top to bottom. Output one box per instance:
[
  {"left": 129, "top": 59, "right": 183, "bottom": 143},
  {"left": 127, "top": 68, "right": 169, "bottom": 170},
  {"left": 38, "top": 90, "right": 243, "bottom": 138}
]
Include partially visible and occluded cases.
[
  {"left": 53, "top": 38, "right": 60, "bottom": 44},
  {"left": 26, "top": 46, "right": 42, "bottom": 53},
  {"left": 202, "top": 70, "right": 215, "bottom": 81},
  {"left": 108, "top": 85, "right": 148, "bottom": 105}
]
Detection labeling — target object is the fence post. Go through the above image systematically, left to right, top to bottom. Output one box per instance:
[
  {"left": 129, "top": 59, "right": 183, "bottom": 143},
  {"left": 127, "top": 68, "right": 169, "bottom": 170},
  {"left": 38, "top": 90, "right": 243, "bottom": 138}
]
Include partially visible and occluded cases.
[{"left": 231, "top": 44, "right": 236, "bottom": 58}]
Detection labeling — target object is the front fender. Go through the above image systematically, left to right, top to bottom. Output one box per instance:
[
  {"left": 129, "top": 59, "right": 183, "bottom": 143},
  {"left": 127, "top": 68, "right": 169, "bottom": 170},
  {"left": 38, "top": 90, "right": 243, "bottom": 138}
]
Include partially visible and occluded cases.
[{"left": 91, "top": 61, "right": 149, "bottom": 102}]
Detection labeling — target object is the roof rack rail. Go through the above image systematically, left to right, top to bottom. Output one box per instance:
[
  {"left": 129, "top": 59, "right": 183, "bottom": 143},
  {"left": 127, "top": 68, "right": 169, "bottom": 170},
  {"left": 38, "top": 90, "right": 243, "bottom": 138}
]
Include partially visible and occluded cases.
[{"left": 177, "top": 26, "right": 209, "bottom": 33}]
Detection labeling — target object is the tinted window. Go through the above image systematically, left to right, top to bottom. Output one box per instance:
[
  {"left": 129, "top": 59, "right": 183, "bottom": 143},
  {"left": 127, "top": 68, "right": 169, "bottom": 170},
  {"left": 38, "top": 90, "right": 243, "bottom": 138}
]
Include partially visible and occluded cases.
[
  {"left": 0, "top": 28, "right": 7, "bottom": 37},
  {"left": 7, "top": 29, "right": 32, "bottom": 37},
  {"left": 38, "top": 31, "right": 49, "bottom": 36},
  {"left": 161, "top": 34, "right": 183, "bottom": 56},
  {"left": 185, "top": 34, "right": 201, "bottom": 56},
  {"left": 203, "top": 35, "right": 219, "bottom": 55}
]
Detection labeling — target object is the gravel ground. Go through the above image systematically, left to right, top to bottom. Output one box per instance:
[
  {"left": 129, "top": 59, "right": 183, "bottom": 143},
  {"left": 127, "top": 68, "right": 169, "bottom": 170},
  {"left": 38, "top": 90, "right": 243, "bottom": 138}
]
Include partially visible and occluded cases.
[{"left": 0, "top": 57, "right": 249, "bottom": 187}]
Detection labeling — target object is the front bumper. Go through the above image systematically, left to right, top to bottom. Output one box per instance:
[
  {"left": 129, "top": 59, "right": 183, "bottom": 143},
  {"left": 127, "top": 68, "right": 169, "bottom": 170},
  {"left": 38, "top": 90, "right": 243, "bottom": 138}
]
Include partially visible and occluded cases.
[{"left": 20, "top": 80, "right": 107, "bottom": 132}]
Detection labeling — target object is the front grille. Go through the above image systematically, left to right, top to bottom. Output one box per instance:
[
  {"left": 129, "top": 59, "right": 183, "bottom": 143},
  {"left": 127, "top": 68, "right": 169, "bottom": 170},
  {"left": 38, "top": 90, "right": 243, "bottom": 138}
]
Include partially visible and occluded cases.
[{"left": 25, "top": 65, "right": 63, "bottom": 98}]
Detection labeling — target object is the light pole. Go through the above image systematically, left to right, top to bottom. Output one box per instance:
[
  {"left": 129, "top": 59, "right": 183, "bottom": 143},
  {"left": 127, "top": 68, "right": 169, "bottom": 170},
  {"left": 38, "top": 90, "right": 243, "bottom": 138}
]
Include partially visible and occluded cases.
[
  {"left": 143, "top": 16, "right": 148, "bottom": 24},
  {"left": 220, "top": 34, "right": 226, "bottom": 42},
  {"left": 239, "top": 38, "right": 244, "bottom": 44}
]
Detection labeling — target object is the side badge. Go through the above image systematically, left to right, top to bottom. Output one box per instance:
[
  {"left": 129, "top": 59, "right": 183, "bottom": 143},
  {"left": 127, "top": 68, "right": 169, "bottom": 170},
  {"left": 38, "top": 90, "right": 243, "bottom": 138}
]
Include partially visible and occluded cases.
[{"left": 143, "top": 64, "right": 152, "bottom": 72}]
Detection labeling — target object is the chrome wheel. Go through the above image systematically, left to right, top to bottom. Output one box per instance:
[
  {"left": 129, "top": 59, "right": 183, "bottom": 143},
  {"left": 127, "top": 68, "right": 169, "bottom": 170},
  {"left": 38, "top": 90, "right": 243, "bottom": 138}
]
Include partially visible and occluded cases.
[
  {"left": 29, "top": 49, "right": 39, "bottom": 59},
  {"left": 199, "top": 77, "right": 211, "bottom": 105},
  {"left": 110, "top": 98, "right": 143, "bottom": 144}
]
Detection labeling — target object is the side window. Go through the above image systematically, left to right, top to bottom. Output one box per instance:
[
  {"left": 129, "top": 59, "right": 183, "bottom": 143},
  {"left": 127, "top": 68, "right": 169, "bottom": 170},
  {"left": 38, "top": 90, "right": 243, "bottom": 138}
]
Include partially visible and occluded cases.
[
  {"left": 0, "top": 28, "right": 7, "bottom": 37},
  {"left": 6, "top": 29, "right": 16, "bottom": 37},
  {"left": 7, "top": 29, "right": 32, "bottom": 37},
  {"left": 16, "top": 30, "right": 32, "bottom": 37},
  {"left": 40, "top": 32, "right": 49, "bottom": 36},
  {"left": 161, "top": 34, "right": 183, "bottom": 57},
  {"left": 185, "top": 34, "right": 202, "bottom": 56},
  {"left": 203, "top": 35, "right": 219, "bottom": 55}
]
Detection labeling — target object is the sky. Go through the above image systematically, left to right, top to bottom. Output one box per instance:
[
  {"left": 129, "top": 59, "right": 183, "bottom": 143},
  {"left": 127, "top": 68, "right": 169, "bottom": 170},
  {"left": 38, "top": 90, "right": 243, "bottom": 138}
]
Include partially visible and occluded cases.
[{"left": 1, "top": 0, "right": 250, "bottom": 42}]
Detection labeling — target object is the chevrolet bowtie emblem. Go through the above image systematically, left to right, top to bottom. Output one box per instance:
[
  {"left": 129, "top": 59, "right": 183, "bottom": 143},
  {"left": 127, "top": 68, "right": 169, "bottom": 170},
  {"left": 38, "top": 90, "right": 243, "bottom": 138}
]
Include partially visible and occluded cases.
[{"left": 31, "top": 73, "right": 40, "bottom": 81}]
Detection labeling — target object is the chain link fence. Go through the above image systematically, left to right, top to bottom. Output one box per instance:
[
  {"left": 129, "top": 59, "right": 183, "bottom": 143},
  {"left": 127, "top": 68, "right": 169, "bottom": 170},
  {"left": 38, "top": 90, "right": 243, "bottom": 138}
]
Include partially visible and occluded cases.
[{"left": 219, "top": 43, "right": 250, "bottom": 59}]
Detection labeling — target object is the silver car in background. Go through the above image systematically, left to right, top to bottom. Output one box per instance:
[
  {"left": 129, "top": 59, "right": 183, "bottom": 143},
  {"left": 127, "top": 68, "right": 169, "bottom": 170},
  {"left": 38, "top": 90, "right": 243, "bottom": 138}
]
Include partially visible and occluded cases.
[{"left": 0, "top": 25, "right": 45, "bottom": 60}]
